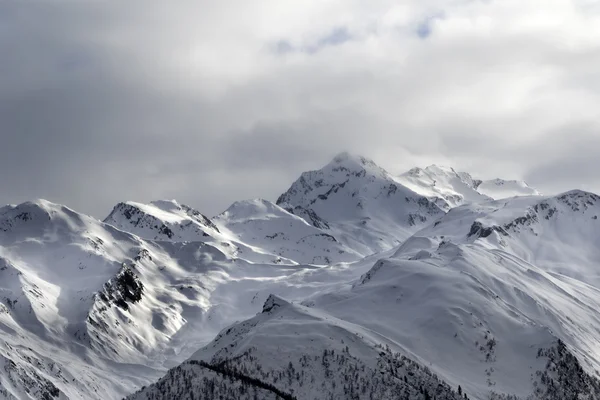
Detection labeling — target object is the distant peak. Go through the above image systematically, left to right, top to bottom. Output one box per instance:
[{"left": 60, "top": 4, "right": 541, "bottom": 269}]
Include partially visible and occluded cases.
[
  {"left": 403, "top": 165, "right": 462, "bottom": 179},
  {"left": 423, "top": 165, "right": 459, "bottom": 176},
  {"left": 217, "top": 198, "right": 289, "bottom": 222},
  {"left": 226, "top": 198, "right": 276, "bottom": 210},
  {"left": 0, "top": 199, "right": 86, "bottom": 234},
  {"left": 1, "top": 199, "right": 67, "bottom": 216},
  {"left": 20, "top": 199, "right": 61, "bottom": 209}
]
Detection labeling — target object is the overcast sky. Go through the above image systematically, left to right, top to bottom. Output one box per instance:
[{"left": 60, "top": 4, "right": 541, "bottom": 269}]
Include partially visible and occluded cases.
[{"left": 1, "top": 0, "right": 599, "bottom": 218}]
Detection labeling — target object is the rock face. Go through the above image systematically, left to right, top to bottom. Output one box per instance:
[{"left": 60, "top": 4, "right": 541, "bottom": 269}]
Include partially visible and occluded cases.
[{"left": 98, "top": 264, "right": 144, "bottom": 311}]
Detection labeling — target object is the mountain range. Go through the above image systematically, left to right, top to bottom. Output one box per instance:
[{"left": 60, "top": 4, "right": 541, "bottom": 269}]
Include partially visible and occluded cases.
[{"left": 2, "top": 153, "right": 599, "bottom": 400}]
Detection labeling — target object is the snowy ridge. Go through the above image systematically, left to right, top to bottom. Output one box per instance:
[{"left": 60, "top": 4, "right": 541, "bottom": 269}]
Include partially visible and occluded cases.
[
  {"left": 277, "top": 152, "right": 445, "bottom": 255},
  {"left": 5, "top": 154, "right": 600, "bottom": 400},
  {"left": 396, "top": 165, "right": 540, "bottom": 210},
  {"left": 397, "top": 165, "right": 490, "bottom": 210},
  {"left": 477, "top": 178, "right": 540, "bottom": 199},
  {"left": 133, "top": 185, "right": 600, "bottom": 399},
  {"left": 425, "top": 190, "right": 600, "bottom": 283},
  {"left": 104, "top": 198, "right": 360, "bottom": 266},
  {"left": 0, "top": 199, "right": 240, "bottom": 399},
  {"left": 213, "top": 199, "right": 362, "bottom": 265},
  {"left": 103, "top": 200, "right": 221, "bottom": 242},
  {"left": 128, "top": 294, "right": 466, "bottom": 400}
]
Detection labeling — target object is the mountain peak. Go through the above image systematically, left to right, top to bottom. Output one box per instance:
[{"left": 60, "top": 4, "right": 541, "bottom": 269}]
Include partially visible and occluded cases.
[
  {"left": 330, "top": 151, "right": 374, "bottom": 167},
  {"left": 321, "top": 152, "right": 385, "bottom": 178},
  {"left": 276, "top": 154, "right": 444, "bottom": 254},
  {"left": 398, "top": 164, "right": 543, "bottom": 208},
  {"left": 403, "top": 164, "right": 474, "bottom": 183},
  {"left": 423, "top": 164, "right": 457, "bottom": 174},
  {"left": 397, "top": 165, "right": 486, "bottom": 210},
  {"left": 477, "top": 178, "right": 540, "bottom": 199},
  {"left": 3, "top": 198, "right": 64, "bottom": 213},
  {"left": 217, "top": 198, "right": 288, "bottom": 222},
  {"left": 0, "top": 199, "right": 86, "bottom": 234},
  {"left": 103, "top": 200, "right": 220, "bottom": 241},
  {"left": 262, "top": 294, "right": 289, "bottom": 313}
]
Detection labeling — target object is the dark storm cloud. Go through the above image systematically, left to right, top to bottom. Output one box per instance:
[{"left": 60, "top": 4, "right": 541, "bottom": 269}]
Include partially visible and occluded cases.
[{"left": 1, "top": 0, "right": 599, "bottom": 218}]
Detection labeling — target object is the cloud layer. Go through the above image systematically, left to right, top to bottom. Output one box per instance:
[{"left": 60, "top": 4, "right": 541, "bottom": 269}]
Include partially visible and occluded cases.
[{"left": 1, "top": 0, "right": 599, "bottom": 217}]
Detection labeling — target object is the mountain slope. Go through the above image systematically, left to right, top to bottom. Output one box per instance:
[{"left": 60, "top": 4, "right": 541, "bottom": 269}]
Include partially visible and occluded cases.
[
  {"left": 277, "top": 152, "right": 445, "bottom": 255},
  {"left": 0, "top": 155, "right": 595, "bottom": 400},
  {"left": 396, "top": 165, "right": 540, "bottom": 210},
  {"left": 397, "top": 165, "right": 491, "bottom": 210},
  {"left": 476, "top": 179, "right": 540, "bottom": 199},
  {"left": 133, "top": 190, "right": 600, "bottom": 400},
  {"left": 304, "top": 190, "right": 600, "bottom": 398},
  {"left": 422, "top": 190, "right": 600, "bottom": 283},
  {"left": 0, "top": 197, "right": 384, "bottom": 399},
  {"left": 104, "top": 199, "right": 360, "bottom": 266},
  {"left": 213, "top": 199, "right": 362, "bottom": 265},
  {"left": 0, "top": 200, "right": 241, "bottom": 399},
  {"left": 104, "top": 200, "right": 221, "bottom": 243},
  {"left": 128, "top": 295, "right": 465, "bottom": 400}
]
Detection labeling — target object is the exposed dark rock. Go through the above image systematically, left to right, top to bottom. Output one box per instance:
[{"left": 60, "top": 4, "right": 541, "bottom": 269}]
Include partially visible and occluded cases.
[
  {"left": 468, "top": 221, "right": 508, "bottom": 239},
  {"left": 98, "top": 264, "right": 144, "bottom": 311}
]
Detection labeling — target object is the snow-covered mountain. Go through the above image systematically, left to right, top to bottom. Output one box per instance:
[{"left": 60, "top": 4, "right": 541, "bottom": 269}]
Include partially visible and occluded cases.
[
  {"left": 277, "top": 152, "right": 445, "bottom": 255},
  {"left": 5, "top": 153, "right": 600, "bottom": 400},
  {"left": 396, "top": 164, "right": 540, "bottom": 211},
  {"left": 397, "top": 165, "right": 490, "bottom": 210},
  {"left": 476, "top": 178, "right": 540, "bottom": 199},
  {"left": 133, "top": 190, "right": 600, "bottom": 400},
  {"left": 0, "top": 196, "right": 379, "bottom": 399},
  {"left": 104, "top": 198, "right": 361, "bottom": 266},
  {"left": 0, "top": 199, "right": 245, "bottom": 398},
  {"left": 213, "top": 199, "right": 362, "bottom": 265},
  {"left": 104, "top": 200, "right": 222, "bottom": 242},
  {"left": 128, "top": 294, "right": 467, "bottom": 400}
]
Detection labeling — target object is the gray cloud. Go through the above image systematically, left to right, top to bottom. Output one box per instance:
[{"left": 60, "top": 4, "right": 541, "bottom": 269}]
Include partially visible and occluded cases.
[{"left": 1, "top": 1, "right": 599, "bottom": 218}]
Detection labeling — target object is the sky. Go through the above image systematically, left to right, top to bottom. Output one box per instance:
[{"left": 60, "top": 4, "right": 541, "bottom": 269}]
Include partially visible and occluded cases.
[{"left": 1, "top": 0, "right": 600, "bottom": 218}]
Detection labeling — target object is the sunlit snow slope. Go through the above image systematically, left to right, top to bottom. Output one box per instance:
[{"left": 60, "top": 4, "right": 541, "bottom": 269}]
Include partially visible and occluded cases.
[
  {"left": 277, "top": 152, "right": 445, "bottom": 255},
  {"left": 2, "top": 153, "right": 599, "bottom": 400}
]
